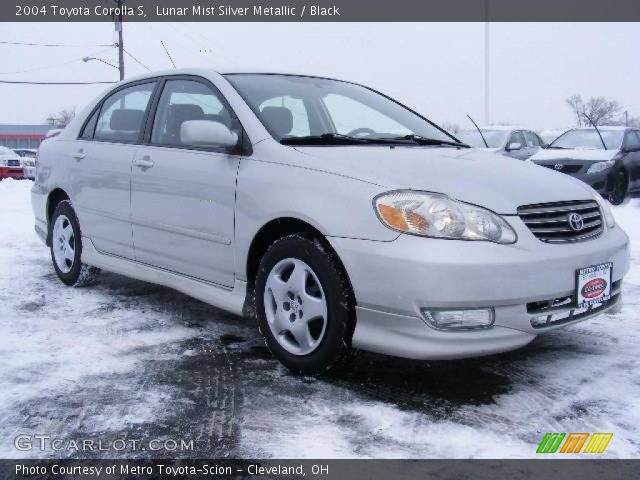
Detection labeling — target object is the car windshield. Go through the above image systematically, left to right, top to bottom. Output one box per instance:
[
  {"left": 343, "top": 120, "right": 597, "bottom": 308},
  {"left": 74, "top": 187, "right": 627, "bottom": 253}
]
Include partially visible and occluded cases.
[
  {"left": 225, "top": 74, "right": 458, "bottom": 145},
  {"left": 456, "top": 129, "right": 509, "bottom": 148},
  {"left": 550, "top": 129, "right": 624, "bottom": 150},
  {"left": 0, "top": 146, "right": 17, "bottom": 156},
  {"left": 17, "top": 150, "right": 36, "bottom": 158}
]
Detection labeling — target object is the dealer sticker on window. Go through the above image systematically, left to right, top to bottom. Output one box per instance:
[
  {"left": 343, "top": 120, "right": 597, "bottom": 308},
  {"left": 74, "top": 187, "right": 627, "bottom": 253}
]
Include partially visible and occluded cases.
[{"left": 576, "top": 262, "right": 612, "bottom": 308}]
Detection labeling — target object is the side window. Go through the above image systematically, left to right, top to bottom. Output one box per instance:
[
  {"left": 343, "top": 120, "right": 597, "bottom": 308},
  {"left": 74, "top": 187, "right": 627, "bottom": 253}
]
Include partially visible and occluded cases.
[
  {"left": 151, "top": 79, "right": 237, "bottom": 147},
  {"left": 94, "top": 82, "right": 156, "bottom": 143},
  {"left": 323, "top": 94, "right": 410, "bottom": 137},
  {"left": 259, "top": 96, "right": 310, "bottom": 137},
  {"left": 80, "top": 108, "right": 99, "bottom": 139},
  {"left": 624, "top": 130, "right": 640, "bottom": 149},
  {"left": 508, "top": 131, "right": 526, "bottom": 147},
  {"left": 525, "top": 131, "right": 541, "bottom": 147}
]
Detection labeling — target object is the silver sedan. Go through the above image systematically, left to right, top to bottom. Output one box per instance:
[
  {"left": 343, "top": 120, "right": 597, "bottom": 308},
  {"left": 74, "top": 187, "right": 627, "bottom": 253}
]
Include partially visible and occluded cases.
[{"left": 32, "top": 69, "right": 629, "bottom": 374}]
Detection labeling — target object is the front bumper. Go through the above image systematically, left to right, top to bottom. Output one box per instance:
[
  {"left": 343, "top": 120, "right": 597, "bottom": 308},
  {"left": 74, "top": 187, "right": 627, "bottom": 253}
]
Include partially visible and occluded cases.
[
  {"left": 22, "top": 166, "right": 36, "bottom": 180},
  {"left": 328, "top": 219, "right": 630, "bottom": 360}
]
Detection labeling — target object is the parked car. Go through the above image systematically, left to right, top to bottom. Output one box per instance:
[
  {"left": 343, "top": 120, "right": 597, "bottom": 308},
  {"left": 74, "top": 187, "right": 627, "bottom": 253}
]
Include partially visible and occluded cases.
[
  {"left": 32, "top": 70, "right": 629, "bottom": 374},
  {"left": 455, "top": 126, "right": 544, "bottom": 160},
  {"left": 528, "top": 126, "right": 640, "bottom": 205},
  {"left": 0, "top": 145, "right": 24, "bottom": 180},
  {"left": 14, "top": 148, "right": 37, "bottom": 180}
]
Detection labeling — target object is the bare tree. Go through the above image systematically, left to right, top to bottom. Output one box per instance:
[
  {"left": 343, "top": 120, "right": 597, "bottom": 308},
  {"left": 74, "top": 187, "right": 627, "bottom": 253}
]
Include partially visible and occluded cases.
[
  {"left": 565, "top": 94, "right": 584, "bottom": 126},
  {"left": 565, "top": 95, "right": 621, "bottom": 127},
  {"left": 46, "top": 107, "right": 76, "bottom": 128}
]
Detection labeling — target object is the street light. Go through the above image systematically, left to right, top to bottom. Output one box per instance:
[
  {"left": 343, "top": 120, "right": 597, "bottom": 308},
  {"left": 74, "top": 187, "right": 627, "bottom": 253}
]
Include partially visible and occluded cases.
[{"left": 82, "top": 56, "right": 120, "bottom": 72}]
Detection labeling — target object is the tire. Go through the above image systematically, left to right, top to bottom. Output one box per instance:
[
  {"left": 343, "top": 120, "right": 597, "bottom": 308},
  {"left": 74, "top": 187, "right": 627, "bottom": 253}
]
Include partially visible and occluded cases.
[
  {"left": 608, "top": 170, "right": 628, "bottom": 206},
  {"left": 49, "top": 200, "right": 100, "bottom": 287},
  {"left": 255, "top": 234, "right": 354, "bottom": 375}
]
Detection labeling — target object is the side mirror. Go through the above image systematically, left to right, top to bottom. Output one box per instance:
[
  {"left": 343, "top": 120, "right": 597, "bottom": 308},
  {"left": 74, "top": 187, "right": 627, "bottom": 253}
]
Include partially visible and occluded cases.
[
  {"left": 180, "top": 120, "right": 238, "bottom": 148},
  {"left": 506, "top": 142, "right": 522, "bottom": 151},
  {"left": 542, "top": 143, "right": 550, "bottom": 149}
]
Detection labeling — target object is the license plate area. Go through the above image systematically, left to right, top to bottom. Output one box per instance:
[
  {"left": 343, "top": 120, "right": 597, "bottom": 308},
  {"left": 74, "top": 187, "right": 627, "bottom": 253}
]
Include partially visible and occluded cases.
[{"left": 575, "top": 262, "right": 612, "bottom": 308}]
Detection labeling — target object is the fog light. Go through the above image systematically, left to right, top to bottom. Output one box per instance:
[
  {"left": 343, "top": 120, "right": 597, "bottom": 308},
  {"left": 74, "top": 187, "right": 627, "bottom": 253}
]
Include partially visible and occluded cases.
[{"left": 421, "top": 308, "right": 494, "bottom": 330}]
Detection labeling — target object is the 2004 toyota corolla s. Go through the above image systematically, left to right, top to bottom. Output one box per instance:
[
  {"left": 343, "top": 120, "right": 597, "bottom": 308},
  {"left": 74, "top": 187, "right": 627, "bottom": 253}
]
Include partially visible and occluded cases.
[{"left": 31, "top": 69, "right": 630, "bottom": 374}]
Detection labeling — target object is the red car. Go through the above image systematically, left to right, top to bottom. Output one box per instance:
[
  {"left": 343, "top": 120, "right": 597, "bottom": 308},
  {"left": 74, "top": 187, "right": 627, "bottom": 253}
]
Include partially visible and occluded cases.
[{"left": 0, "top": 146, "right": 24, "bottom": 180}]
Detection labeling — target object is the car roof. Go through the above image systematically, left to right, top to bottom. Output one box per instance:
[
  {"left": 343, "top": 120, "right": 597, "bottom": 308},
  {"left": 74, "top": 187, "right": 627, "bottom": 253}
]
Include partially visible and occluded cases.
[{"left": 118, "top": 68, "right": 348, "bottom": 85}]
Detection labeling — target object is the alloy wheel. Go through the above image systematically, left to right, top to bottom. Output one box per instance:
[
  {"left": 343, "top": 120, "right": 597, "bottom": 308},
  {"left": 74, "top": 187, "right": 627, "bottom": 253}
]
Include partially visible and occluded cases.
[
  {"left": 52, "top": 214, "right": 75, "bottom": 274},
  {"left": 263, "top": 257, "right": 328, "bottom": 356}
]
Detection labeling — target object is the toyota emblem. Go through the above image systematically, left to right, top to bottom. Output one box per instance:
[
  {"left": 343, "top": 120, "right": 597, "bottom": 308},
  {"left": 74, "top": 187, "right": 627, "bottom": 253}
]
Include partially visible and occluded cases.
[
  {"left": 554, "top": 163, "right": 564, "bottom": 170},
  {"left": 568, "top": 213, "right": 584, "bottom": 232}
]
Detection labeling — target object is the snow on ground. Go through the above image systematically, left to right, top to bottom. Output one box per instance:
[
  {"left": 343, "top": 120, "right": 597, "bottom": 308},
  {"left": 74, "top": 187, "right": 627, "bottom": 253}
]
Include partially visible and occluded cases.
[{"left": 0, "top": 178, "right": 638, "bottom": 459}]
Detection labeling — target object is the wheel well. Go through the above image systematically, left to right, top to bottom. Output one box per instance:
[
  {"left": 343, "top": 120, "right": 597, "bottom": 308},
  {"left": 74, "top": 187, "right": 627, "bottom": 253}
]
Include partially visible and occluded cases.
[
  {"left": 47, "top": 188, "right": 70, "bottom": 224},
  {"left": 244, "top": 217, "right": 356, "bottom": 318},
  {"left": 246, "top": 218, "right": 323, "bottom": 286}
]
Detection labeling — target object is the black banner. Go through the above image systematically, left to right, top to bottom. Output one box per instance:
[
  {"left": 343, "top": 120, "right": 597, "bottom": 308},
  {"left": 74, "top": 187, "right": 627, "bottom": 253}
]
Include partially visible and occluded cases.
[
  {"left": 4, "top": 0, "right": 640, "bottom": 22},
  {"left": 2, "top": 459, "right": 639, "bottom": 480}
]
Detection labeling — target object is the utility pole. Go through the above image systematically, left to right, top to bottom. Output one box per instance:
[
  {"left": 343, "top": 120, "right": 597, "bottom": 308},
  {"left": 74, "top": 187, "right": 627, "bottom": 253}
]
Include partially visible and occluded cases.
[
  {"left": 114, "top": 0, "right": 125, "bottom": 80},
  {"left": 484, "top": 0, "right": 490, "bottom": 125},
  {"left": 625, "top": 110, "right": 629, "bottom": 127}
]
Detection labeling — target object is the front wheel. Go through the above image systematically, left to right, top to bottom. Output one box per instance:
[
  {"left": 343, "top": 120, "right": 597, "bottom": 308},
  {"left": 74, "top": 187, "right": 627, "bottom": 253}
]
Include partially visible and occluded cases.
[
  {"left": 608, "top": 170, "right": 628, "bottom": 206},
  {"left": 50, "top": 200, "right": 100, "bottom": 287},
  {"left": 255, "top": 235, "right": 354, "bottom": 375}
]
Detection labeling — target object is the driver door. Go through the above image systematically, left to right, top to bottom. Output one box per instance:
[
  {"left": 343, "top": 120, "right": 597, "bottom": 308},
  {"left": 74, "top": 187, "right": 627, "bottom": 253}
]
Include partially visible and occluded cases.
[{"left": 131, "top": 77, "right": 241, "bottom": 287}]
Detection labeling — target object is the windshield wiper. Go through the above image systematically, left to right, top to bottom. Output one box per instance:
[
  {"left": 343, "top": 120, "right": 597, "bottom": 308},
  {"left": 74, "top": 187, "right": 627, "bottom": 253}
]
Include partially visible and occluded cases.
[
  {"left": 281, "top": 133, "right": 415, "bottom": 146},
  {"left": 382, "top": 134, "right": 469, "bottom": 148},
  {"left": 547, "top": 145, "right": 567, "bottom": 149}
]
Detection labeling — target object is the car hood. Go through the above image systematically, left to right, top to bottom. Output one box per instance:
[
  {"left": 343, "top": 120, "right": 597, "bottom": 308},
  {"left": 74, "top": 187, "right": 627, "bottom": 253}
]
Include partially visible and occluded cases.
[
  {"left": 290, "top": 145, "right": 593, "bottom": 214},
  {"left": 530, "top": 148, "right": 619, "bottom": 162}
]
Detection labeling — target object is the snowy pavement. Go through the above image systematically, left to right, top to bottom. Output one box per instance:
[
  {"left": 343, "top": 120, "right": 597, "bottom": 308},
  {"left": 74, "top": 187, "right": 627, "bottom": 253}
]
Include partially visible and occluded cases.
[{"left": 0, "top": 178, "right": 638, "bottom": 459}]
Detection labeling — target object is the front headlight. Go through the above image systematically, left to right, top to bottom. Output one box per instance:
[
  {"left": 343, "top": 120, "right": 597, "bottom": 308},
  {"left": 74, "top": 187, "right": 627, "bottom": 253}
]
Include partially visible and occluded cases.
[
  {"left": 22, "top": 159, "right": 35, "bottom": 167},
  {"left": 586, "top": 160, "right": 615, "bottom": 174},
  {"left": 374, "top": 191, "right": 517, "bottom": 244},
  {"left": 593, "top": 191, "right": 615, "bottom": 228}
]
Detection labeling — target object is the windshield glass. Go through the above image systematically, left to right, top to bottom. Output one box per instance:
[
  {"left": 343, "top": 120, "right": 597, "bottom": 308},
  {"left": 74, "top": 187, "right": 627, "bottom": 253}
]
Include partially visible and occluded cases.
[
  {"left": 225, "top": 74, "right": 457, "bottom": 144},
  {"left": 550, "top": 129, "right": 624, "bottom": 150},
  {"left": 456, "top": 130, "right": 508, "bottom": 148}
]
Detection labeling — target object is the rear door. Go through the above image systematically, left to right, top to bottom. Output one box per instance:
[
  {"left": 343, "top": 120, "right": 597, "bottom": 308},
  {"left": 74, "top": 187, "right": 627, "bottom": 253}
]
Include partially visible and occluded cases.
[
  {"left": 130, "top": 76, "right": 241, "bottom": 287},
  {"left": 71, "top": 80, "right": 157, "bottom": 259},
  {"left": 505, "top": 130, "right": 529, "bottom": 160},
  {"left": 524, "top": 131, "right": 543, "bottom": 159}
]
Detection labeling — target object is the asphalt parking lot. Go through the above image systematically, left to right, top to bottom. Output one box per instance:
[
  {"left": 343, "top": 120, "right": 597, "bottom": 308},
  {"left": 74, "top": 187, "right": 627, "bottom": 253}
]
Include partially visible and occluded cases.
[{"left": 1, "top": 179, "right": 639, "bottom": 459}]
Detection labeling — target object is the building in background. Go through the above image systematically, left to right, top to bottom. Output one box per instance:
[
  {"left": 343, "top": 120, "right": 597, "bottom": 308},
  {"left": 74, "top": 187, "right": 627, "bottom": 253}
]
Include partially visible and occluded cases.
[{"left": 0, "top": 124, "right": 51, "bottom": 149}]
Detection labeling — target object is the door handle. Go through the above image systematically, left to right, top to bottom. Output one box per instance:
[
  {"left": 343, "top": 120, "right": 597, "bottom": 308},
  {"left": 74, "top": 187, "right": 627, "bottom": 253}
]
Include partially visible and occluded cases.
[
  {"left": 71, "top": 150, "right": 85, "bottom": 161},
  {"left": 134, "top": 156, "right": 155, "bottom": 169}
]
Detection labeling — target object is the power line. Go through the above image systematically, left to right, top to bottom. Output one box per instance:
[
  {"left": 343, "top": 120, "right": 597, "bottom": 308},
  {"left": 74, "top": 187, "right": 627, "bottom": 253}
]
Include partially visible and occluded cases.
[
  {"left": 0, "top": 40, "right": 115, "bottom": 47},
  {"left": 160, "top": 41, "right": 177, "bottom": 69},
  {"left": 123, "top": 47, "right": 151, "bottom": 72},
  {"left": 0, "top": 80, "right": 116, "bottom": 85}
]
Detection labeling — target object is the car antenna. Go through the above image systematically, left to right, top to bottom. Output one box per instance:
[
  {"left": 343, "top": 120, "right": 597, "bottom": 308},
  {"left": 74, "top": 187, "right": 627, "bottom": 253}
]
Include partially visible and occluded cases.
[
  {"left": 583, "top": 113, "right": 607, "bottom": 150},
  {"left": 466, "top": 114, "right": 489, "bottom": 148}
]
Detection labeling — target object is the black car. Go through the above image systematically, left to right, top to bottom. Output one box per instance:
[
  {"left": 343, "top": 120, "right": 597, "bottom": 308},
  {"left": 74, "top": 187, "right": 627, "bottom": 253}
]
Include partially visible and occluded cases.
[{"left": 528, "top": 126, "right": 640, "bottom": 205}]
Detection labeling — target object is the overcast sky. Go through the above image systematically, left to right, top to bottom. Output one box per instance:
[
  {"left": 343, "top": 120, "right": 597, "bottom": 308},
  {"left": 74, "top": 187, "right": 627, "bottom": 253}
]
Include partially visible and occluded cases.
[{"left": 0, "top": 22, "right": 638, "bottom": 130}]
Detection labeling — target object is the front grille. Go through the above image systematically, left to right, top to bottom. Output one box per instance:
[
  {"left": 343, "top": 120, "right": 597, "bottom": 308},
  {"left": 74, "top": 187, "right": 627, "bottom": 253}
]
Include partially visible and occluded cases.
[
  {"left": 7, "top": 160, "right": 20, "bottom": 167},
  {"left": 539, "top": 163, "right": 583, "bottom": 174},
  {"left": 518, "top": 200, "right": 603, "bottom": 243},
  {"left": 527, "top": 280, "right": 621, "bottom": 329}
]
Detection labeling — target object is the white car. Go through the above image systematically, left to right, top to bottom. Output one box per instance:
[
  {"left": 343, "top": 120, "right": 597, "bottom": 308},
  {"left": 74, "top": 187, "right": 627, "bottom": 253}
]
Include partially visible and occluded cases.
[{"left": 14, "top": 148, "right": 37, "bottom": 180}]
